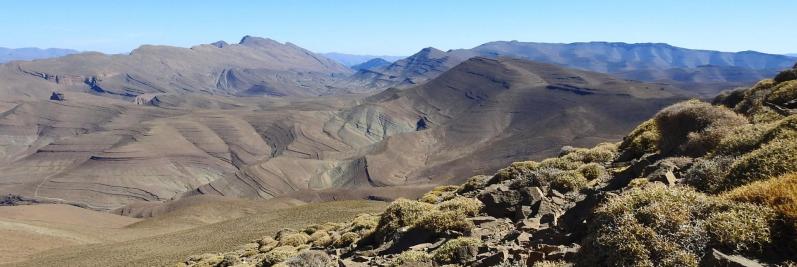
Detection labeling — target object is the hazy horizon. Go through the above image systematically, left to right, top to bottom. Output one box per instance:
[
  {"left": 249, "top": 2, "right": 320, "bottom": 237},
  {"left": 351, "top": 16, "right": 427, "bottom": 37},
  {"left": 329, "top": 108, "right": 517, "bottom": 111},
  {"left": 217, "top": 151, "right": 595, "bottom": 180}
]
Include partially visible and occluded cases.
[{"left": 1, "top": 0, "right": 795, "bottom": 55}]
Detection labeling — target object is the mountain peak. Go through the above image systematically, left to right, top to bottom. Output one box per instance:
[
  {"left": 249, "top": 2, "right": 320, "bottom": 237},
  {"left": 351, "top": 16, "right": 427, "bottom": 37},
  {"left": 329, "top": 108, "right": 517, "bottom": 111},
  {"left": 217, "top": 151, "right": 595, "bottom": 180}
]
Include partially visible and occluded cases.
[
  {"left": 238, "top": 35, "right": 280, "bottom": 47},
  {"left": 210, "top": 40, "right": 228, "bottom": 48}
]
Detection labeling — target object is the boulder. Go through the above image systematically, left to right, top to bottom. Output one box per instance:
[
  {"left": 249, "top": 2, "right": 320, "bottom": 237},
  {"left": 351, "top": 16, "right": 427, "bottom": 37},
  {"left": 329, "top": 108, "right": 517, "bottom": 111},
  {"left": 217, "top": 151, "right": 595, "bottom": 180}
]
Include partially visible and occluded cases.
[
  {"left": 49, "top": 91, "right": 65, "bottom": 101},
  {"left": 478, "top": 185, "right": 522, "bottom": 218},
  {"left": 474, "top": 249, "right": 509, "bottom": 267}
]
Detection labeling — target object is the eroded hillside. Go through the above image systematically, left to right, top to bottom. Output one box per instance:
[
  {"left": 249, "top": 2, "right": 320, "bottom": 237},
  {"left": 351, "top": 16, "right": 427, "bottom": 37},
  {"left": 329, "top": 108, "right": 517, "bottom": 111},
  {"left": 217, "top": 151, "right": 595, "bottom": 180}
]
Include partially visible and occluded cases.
[
  {"left": 0, "top": 56, "right": 691, "bottom": 210},
  {"left": 179, "top": 63, "right": 797, "bottom": 266}
]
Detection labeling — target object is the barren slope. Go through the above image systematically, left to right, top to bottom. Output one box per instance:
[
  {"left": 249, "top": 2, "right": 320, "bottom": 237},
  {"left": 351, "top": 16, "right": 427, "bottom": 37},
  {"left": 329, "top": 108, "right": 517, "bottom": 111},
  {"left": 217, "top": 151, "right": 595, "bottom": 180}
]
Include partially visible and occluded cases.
[{"left": 0, "top": 36, "right": 351, "bottom": 101}]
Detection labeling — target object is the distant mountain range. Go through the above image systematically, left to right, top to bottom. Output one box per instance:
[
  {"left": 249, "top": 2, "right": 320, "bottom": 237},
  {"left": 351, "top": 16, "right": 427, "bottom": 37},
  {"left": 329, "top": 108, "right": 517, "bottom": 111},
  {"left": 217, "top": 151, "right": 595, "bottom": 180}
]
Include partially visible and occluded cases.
[
  {"left": 0, "top": 36, "right": 352, "bottom": 100},
  {"left": 347, "top": 41, "right": 797, "bottom": 93},
  {"left": 0, "top": 47, "right": 78, "bottom": 63},
  {"left": 320, "top": 52, "right": 405, "bottom": 67},
  {"left": 787, "top": 53, "right": 797, "bottom": 57},
  {"left": 350, "top": 58, "right": 392, "bottom": 71}
]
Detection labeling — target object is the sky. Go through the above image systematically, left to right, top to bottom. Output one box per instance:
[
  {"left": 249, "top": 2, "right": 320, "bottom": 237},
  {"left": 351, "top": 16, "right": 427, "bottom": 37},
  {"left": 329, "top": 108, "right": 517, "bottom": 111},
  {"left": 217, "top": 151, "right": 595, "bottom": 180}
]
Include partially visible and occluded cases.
[{"left": 0, "top": 1, "right": 795, "bottom": 56}]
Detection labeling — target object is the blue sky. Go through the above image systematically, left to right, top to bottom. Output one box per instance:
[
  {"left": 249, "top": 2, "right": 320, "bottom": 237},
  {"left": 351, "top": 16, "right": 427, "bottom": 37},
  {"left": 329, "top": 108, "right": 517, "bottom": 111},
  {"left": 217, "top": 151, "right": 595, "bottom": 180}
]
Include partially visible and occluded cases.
[{"left": 0, "top": 1, "right": 794, "bottom": 55}]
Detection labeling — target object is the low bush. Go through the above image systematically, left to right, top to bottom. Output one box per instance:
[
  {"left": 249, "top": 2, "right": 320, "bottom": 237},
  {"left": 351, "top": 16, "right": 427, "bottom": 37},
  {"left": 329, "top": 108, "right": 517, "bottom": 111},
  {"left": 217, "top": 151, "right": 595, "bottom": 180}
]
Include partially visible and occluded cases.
[
  {"left": 774, "top": 68, "right": 797, "bottom": 83},
  {"left": 767, "top": 80, "right": 797, "bottom": 106},
  {"left": 713, "top": 88, "right": 748, "bottom": 109},
  {"left": 654, "top": 99, "right": 749, "bottom": 157},
  {"left": 618, "top": 119, "right": 660, "bottom": 160},
  {"left": 713, "top": 123, "right": 773, "bottom": 156},
  {"left": 725, "top": 139, "right": 797, "bottom": 190},
  {"left": 562, "top": 143, "right": 617, "bottom": 163},
  {"left": 684, "top": 156, "right": 736, "bottom": 193},
  {"left": 539, "top": 158, "right": 581, "bottom": 170},
  {"left": 493, "top": 161, "right": 540, "bottom": 182},
  {"left": 578, "top": 163, "right": 607, "bottom": 180},
  {"left": 549, "top": 170, "right": 588, "bottom": 192},
  {"left": 724, "top": 173, "right": 797, "bottom": 224},
  {"left": 457, "top": 175, "right": 490, "bottom": 193},
  {"left": 419, "top": 185, "right": 459, "bottom": 204},
  {"left": 582, "top": 185, "right": 776, "bottom": 266},
  {"left": 437, "top": 196, "right": 483, "bottom": 216},
  {"left": 374, "top": 199, "right": 434, "bottom": 239},
  {"left": 705, "top": 203, "right": 775, "bottom": 252},
  {"left": 415, "top": 210, "right": 475, "bottom": 236},
  {"left": 349, "top": 213, "right": 379, "bottom": 234},
  {"left": 308, "top": 231, "right": 332, "bottom": 247},
  {"left": 334, "top": 232, "right": 360, "bottom": 248},
  {"left": 278, "top": 233, "right": 310, "bottom": 247},
  {"left": 432, "top": 237, "right": 481, "bottom": 263},
  {"left": 262, "top": 246, "right": 299, "bottom": 266},
  {"left": 283, "top": 250, "right": 332, "bottom": 267},
  {"left": 392, "top": 250, "right": 433, "bottom": 266},
  {"left": 532, "top": 260, "right": 569, "bottom": 267}
]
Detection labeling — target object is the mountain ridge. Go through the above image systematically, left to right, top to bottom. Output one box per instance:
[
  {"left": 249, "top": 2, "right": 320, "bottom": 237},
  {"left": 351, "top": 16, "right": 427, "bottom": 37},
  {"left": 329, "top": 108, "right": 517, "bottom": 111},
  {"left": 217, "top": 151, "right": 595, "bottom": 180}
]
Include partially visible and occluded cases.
[{"left": 0, "top": 47, "right": 79, "bottom": 63}]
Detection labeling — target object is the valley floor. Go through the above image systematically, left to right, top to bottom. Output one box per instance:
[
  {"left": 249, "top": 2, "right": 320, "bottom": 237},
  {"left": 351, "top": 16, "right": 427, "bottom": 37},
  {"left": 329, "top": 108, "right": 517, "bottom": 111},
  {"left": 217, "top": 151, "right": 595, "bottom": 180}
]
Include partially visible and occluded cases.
[{"left": 0, "top": 198, "right": 386, "bottom": 266}]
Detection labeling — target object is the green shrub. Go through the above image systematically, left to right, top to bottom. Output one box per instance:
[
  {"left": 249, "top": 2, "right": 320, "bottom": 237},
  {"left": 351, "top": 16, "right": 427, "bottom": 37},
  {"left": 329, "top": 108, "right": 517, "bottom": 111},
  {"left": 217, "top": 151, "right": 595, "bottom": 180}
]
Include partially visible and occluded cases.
[
  {"left": 774, "top": 68, "right": 797, "bottom": 83},
  {"left": 734, "top": 79, "right": 775, "bottom": 116},
  {"left": 767, "top": 80, "right": 797, "bottom": 106},
  {"left": 713, "top": 88, "right": 748, "bottom": 109},
  {"left": 654, "top": 99, "right": 748, "bottom": 157},
  {"left": 618, "top": 119, "right": 660, "bottom": 159},
  {"left": 713, "top": 123, "right": 773, "bottom": 156},
  {"left": 725, "top": 139, "right": 797, "bottom": 190},
  {"left": 562, "top": 143, "right": 618, "bottom": 163},
  {"left": 684, "top": 156, "right": 736, "bottom": 193},
  {"left": 539, "top": 158, "right": 581, "bottom": 170},
  {"left": 493, "top": 161, "right": 540, "bottom": 182},
  {"left": 578, "top": 163, "right": 607, "bottom": 181},
  {"left": 549, "top": 170, "right": 588, "bottom": 192},
  {"left": 724, "top": 173, "right": 797, "bottom": 223},
  {"left": 457, "top": 175, "right": 490, "bottom": 193},
  {"left": 628, "top": 178, "right": 649, "bottom": 188},
  {"left": 419, "top": 185, "right": 459, "bottom": 204},
  {"left": 582, "top": 185, "right": 776, "bottom": 266},
  {"left": 437, "top": 197, "right": 483, "bottom": 216},
  {"left": 374, "top": 199, "right": 434, "bottom": 239},
  {"left": 705, "top": 203, "right": 775, "bottom": 252},
  {"left": 415, "top": 210, "right": 475, "bottom": 236},
  {"left": 349, "top": 213, "right": 379, "bottom": 234},
  {"left": 308, "top": 231, "right": 332, "bottom": 247},
  {"left": 334, "top": 232, "right": 360, "bottom": 248},
  {"left": 278, "top": 233, "right": 310, "bottom": 247},
  {"left": 432, "top": 237, "right": 481, "bottom": 263},
  {"left": 262, "top": 246, "right": 299, "bottom": 266},
  {"left": 283, "top": 250, "right": 332, "bottom": 267},
  {"left": 392, "top": 250, "right": 433, "bottom": 266},
  {"left": 219, "top": 253, "right": 240, "bottom": 267},
  {"left": 532, "top": 260, "right": 569, "bottom": 267}
]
